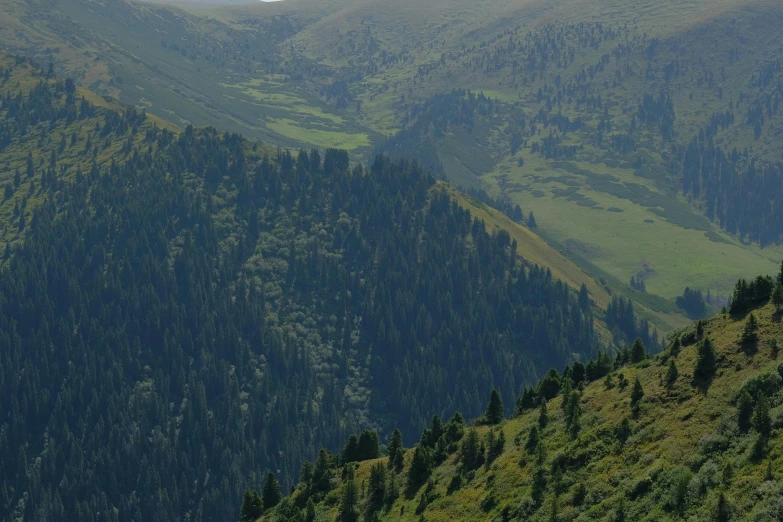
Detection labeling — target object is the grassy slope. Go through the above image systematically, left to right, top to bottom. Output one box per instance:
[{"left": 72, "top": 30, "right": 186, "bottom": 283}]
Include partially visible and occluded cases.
[{"left": 268, "top": 302, "right": 783, "bottom": 521}]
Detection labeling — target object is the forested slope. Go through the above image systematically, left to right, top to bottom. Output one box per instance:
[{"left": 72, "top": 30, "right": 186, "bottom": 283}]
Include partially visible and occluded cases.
[
  {"left": 0, "top": 54, "right": 621, "bottom": 521},
  {"left": 257, "top": 272, "right": 783, "bottom": 522}
]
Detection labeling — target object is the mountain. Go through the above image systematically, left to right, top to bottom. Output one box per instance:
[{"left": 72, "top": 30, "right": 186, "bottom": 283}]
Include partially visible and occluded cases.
[
  {"left": 2, "top": 0, "right": 782, "bottom": 332},
  {"left": 0, "top": 52, "right": 633, "bottom": 522},
  {"left": 255, "top": 279, "right": 783, "bottom": 522}
]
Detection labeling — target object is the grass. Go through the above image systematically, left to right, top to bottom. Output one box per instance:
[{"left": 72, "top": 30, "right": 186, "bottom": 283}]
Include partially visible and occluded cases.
[
  {"left": 265, "top": 118, "right": 370, "bottom": 150},
  {"left": 485, "top": 152, "right": 783, "bottom": 305},
  {"left": 267, "top": 301, "right": 783, "bottom": 521}
]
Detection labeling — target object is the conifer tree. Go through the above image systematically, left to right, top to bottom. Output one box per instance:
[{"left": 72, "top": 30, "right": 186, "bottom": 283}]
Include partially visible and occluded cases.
[
  {"left": 579, "top": 283, "right": 589, "bottom": 310},
  {"left": 772, "top": 283, "right": 783, "bottom": 313},
  {"left": 741, "top": 313, "right": 759, "bottom": 346},
  {"left": 669, "top": 336, "right": 681, "bottom": 357},
  {"left": 694, "top": 337, "right": 717, "bottom": 382},
  {"left": 630, "top": 338, "right": 647, "bottom": 363},
  {"left": 666, "top": 359, "right": 679, "bottom": 386},
  {"left": 630, "top": 376, "right": 644, "bottom": 406},
  {"left": 560, "top": 378, "right": 573, "bottom": 411},
  {"left": 516, "top": 387, "right": 537, "bottom": 414},
  {"left": 484, "top": 389, "right": 504, "bottom": 424},
  {"left": 737, "top": 391, "right": 753, "bottom": 433},
  {"left": 753, "top": 395, "right": 772, "bottom": 438},
  {"left": 538, "top": 400, "right": 549, "bottom": 430},
  {"left": 445, "top": 412, "right": 465, "bottom": 444},
  {"left": 616, "top": 418, "right": 631, "bottom": 444},
  {"left": 526, "top": 425, "right": 540, "bottom": 453},
  {"left": 458, "top": 428, "right": 484, "bottom": 471},
  {"left": 387, "top": 429, "right": 404, "bottom": 471},
  {"left": 357, "top": 430, "right": 380, "bottom": 460},
  {"left": 342, "top": 434, "right": 360, "bottom": 463},
  {"left": 407, "top": 446, "right": 431, "bottom": 488},
  {"left": 313, "top": 449, "right": 334, "bottom": 494},
  {"left": 368, "top": 462, "right": 386, "bottom": 505},
  {"left": 385, "top": 469, "right": 399, "bottom": 505},
  {"left": 340, "top": 471, "right": 359, "bottom": 522},
  {"left": 262, "top": 472, "right": 282, "bottom": 510},
  {"left": 239, "top": 488, "right": 263, "bottom": 522},
  {"left": 716, "top": 492, "right": 730, "bottom": 522},
  {"left": 305, "top": 498, "right": 316, "bottom": 522}
]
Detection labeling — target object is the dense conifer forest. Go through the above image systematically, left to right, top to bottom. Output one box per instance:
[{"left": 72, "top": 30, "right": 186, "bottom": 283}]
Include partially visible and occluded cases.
[{"left": 0, "top": 56, "right": 604, "bottom": 521}]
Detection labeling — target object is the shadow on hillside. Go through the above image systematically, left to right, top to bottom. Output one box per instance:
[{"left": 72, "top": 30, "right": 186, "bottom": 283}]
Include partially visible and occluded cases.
[{"left": 692, "top": 378, "right": 713, "bottom": 395}]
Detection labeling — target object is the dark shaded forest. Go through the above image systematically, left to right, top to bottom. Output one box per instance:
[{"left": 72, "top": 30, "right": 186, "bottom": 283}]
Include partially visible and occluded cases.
[{"left": 0, "top": 59, "right": 601, "bottom": 522}]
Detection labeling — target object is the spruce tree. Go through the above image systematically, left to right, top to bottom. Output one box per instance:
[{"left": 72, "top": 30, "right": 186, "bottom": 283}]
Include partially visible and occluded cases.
[
  {"left": 772, "top": 283, "right": 783, "bottom": 313},
  {"left": 740, "top": 313, "right": 759, "bottom": 346},
  {"left": 669, "top": 336, "right": 681, "bottom": 357},
  {"left": 693, "top": 337, "right": 717, "bottom": 382},
  {"left": 630, "top": 338, "right": 647, "bottom": 363},
  {"left": 666, "top": 359, "right": 679, "bottom": 386},
  {"left": 630, "top": 376, "right": 644, "bottom": 406},
  {"left": 560, "top": 378, "right": 573, "bottom": 411},
  {"left": 484, "top": 389, "right": 504, "bottom": 424},
  {"left": 737, "top": 391, "right": 753, "bottom": 433},
  {"left": 753, "top": 395, "right": 772, "bottom": 438},
  {"left": 538, "top": 400, "right": 549, "bottom": 429},
  {"left": 616, "top": 418, "right": 631, "bottom": 444},
  {"left": 526, "top": 425, "right": 540, "bottom": 452},
  {"left": 458, "top": 428, "right": 484, "bottom": 471},
  {"left": 387, "top": 429, "right": 404, "bottom": 471},
  {"left": 357, "top": 430, "right": 380, "bottom": 460},
  {"left": 342, "top": 434, "right": 360, "bottom": 463},
  {"left": 407, "top": 446, "right": 431, "bottom": 488},
  {"left": 313, "top": 449, "right": 333, "bottom": 494},
  {"left": 368, "top": 462, "right": 386, "bottom": 505},
  {"left": 385, "top": 469, "right": 399, "bottom": 505},
  {"left": 262, "top": 472, "right": 282, "bottom": 510},
  {"left": 340, "top": 472, "right": 359, "bottom": 522},
  {"left": 239, "top": 488, "right": 263, "bottom": 522},
  {"left": 716, "top": 492, "right": 730, "bottom": 522},
  {"left": 305, "top": 498, "right": 316, "bottom": 522}
]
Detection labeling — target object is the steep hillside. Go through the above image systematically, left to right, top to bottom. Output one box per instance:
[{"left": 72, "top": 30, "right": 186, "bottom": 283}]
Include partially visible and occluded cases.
[
  {"left": 0, "top": 54, "right": 629, "bottom": 522},
  {"left": 257, "top": 279, "right": 783, "bottom": 522}
]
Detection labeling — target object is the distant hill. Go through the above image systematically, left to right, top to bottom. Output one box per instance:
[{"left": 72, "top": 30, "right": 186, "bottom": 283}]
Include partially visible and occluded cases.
[{"left": 256, "top": 284, "right": 783, "bottom": 522}]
